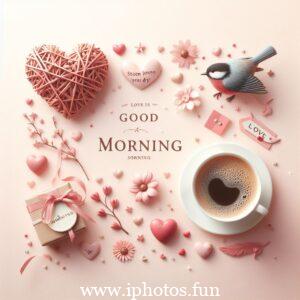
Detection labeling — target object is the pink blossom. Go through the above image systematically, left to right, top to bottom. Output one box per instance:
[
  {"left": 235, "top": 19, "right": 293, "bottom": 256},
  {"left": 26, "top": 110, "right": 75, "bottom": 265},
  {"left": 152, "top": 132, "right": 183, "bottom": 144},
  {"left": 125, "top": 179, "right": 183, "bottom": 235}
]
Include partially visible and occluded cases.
[
  {"left": 170, "top": 40, "right": 198, "bottom": 68},
  {"left": 174, "top": 86, "right": 201, "bottom": 111},
  {"left": 130, "top": 172, "right": 159, "bottom": 204},
  {"left": 103, "top": 185, "right": 112, "bottom": 196},
  {"left": 91, "top": 192, "right": 101, "bottom": 202},
  {"left": 110, "top": 199, "right": 119, "bottom": 209},
  {"left": 97, "top": 209, "right": 107, "bottom": 217},
  {"left": 113, "top": 240, "right": 135, "bottom": 262}
]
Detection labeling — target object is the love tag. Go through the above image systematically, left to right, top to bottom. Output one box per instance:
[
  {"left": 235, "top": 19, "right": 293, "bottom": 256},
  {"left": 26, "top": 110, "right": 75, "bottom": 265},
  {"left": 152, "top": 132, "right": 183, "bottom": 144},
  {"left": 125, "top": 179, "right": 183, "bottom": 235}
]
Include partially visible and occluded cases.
[
  {"left": 122, "top": 59, "right": 162, "bottom": 90},
  {"left": 239, "top": 113, "right": 280, "bottom": 150},
  {"left": 48, "top": 202, "right": 77, "bottom": 232}
]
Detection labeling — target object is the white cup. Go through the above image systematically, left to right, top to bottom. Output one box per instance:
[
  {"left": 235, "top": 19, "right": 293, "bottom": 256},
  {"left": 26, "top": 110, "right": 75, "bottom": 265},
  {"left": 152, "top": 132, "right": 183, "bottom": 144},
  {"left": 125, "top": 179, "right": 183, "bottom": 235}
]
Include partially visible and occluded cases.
[{"left": 191, "top": 144, "right": 270, "bottom": 223}]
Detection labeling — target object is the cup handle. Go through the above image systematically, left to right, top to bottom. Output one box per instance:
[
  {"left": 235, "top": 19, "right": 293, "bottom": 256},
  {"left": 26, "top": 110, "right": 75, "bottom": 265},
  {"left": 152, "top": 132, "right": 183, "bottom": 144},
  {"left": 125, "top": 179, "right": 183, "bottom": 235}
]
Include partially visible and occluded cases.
[{"left": 256, "top": 204, "right": 268, "bottom": 215}]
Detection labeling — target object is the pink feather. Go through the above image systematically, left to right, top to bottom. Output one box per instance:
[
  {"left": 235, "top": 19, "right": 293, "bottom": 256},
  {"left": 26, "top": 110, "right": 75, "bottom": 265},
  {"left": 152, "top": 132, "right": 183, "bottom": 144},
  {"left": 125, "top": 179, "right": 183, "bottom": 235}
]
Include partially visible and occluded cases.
[{"left": 219, "top": 241, "right": 270, "bottom": 259}]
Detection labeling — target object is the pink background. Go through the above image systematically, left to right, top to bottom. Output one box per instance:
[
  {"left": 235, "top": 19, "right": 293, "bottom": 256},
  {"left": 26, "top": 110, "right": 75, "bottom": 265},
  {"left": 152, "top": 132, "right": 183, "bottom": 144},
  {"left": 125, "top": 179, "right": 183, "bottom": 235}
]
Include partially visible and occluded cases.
[{"left": 1, "top": 0, "right": 299, "bottom": 299}]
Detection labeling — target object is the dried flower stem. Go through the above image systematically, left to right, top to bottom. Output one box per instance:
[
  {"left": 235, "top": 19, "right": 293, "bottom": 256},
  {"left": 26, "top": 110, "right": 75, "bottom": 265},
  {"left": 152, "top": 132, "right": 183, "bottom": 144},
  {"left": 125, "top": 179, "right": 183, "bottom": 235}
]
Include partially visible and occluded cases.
[
  {"left": 24, "top": 113, "right": 89, "bottom": 180},
  {"left": 101, "top": 196, "right": 129, "bottom": 235}
]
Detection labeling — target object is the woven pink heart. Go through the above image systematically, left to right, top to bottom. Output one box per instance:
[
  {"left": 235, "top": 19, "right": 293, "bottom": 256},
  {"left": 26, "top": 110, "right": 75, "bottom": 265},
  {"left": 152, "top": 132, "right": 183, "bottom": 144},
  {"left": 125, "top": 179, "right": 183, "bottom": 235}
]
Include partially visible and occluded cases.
[{"left": 25, "top": 44, "right": 108, "bottom": 119}]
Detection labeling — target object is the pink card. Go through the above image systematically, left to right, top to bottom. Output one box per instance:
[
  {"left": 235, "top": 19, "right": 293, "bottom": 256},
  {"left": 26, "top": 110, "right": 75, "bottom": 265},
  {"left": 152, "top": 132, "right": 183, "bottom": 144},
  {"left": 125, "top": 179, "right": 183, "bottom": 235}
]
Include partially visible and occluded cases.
[
  {"left": 205, "top": 110, "right": 231, "bottom": 136},
  {"left": 239, "top": 113, "right": 281, "bottom": 150}
]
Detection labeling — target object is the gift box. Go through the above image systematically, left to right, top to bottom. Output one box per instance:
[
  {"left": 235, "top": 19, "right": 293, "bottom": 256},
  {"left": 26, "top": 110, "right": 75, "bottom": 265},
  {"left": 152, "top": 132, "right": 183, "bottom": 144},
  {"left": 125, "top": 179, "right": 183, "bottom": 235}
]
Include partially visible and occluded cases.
[{"left": 26, "top": 183, "right": 86, "bottom": 246}]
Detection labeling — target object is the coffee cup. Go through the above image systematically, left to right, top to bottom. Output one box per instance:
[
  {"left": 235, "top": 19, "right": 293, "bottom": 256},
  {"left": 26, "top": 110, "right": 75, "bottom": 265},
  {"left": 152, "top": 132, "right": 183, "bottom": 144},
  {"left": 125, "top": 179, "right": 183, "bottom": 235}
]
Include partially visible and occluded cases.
[{"left": 190, "top": 144, "right": 271, "bottom": 223}]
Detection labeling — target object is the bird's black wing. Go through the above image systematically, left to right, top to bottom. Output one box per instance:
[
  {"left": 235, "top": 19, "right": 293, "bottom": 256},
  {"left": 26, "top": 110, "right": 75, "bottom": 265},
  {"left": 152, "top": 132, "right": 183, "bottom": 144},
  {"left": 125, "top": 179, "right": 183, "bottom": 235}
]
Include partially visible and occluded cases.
[{"left": 238, "top": 75, "right": 267, "bottom": 94}]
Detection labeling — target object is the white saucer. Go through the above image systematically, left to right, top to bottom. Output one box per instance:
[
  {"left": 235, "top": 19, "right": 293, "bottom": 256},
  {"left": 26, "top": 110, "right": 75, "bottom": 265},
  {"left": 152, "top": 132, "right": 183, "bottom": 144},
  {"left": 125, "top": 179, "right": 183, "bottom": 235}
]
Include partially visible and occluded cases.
[{"left": 180, "top": 144, "right": 272, "bottom": 235}]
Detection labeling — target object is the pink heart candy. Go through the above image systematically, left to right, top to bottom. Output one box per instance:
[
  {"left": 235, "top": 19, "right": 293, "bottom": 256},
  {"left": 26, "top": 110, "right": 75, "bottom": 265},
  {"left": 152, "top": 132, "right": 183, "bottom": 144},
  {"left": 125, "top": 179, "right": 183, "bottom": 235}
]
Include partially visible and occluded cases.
[
  {"left": 113, "top": 44, "right": 126, "bottom": 56},
  {"left": 212, "top": 47, "right": 222, "bottom": 57},
  {"left": 122, "top": 59, "right": 162, "bottom": 90},
  {"left": 171, "top": 72, "right": 183, "bottom": 84},
  {"left": 71, "top": 130, "right": 83, "bottom": 142},
  {"left": 26, "top": 154, "right": 48, "bottom": 175},
  {"left": 150, "top": 218, "right": 177, "bottom": 243},
  {"left": 80, "top": 241, "right": 101, "bottom": 260},
  {"left": 195, "top": 242, "right": 213, "bottom": 259}
]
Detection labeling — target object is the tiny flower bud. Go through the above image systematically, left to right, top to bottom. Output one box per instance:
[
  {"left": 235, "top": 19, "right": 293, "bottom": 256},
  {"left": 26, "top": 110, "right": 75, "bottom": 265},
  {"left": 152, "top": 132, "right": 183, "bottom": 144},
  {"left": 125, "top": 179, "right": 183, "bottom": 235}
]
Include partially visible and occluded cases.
[
  {"left": 103, "top": 185, "right": 112, "bottom": 196},
  {"left": 90, "top": 192, "right": 101, "bottom": 202},
  {"left": 110, "top": 199, "right": 119, "bottom": 209},
  {"left": 97, "top": 209, "right": 107, "bottom": 217},
  {"left": 111, "top": 222, "right": 121, "bottom": 230}
]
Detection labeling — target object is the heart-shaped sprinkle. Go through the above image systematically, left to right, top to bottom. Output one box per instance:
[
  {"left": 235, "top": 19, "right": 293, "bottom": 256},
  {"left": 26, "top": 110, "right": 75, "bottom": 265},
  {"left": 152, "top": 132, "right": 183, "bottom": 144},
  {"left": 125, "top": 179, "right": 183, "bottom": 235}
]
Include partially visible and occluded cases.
[
  {"left": 26, "top": 44, "right": 108, "bottom": 118},
  {"left": 113, "top": 44, "right": 126, "bottom": 56},
  {"left": 212, "top": 47, "right": 222, "bottom": 57},
  {"left": 122, "top": 59, "right": 162, "bottom": 90},
  {"left": 171, "top": 72, "right": 183, "bottom": 84},
  {"left": 71, "top": 131, "right": 83, "bottom": 142},
  {"left": 26, "top": 155, "right": 48, "bottom": 175},
  {"left": 113, "top": 169, "right": 123, "bottom": 179},
  {"left": 163, "top": 172, "right": 171, "bottom": 179},
  {"left": 208, "top": 178, "right": 239, "bottom": 205},
  {"left": 27, "top": 181, "right": 36, "bottom": 189},
  {"left": 133, "top": 217, "right": 143, "bottom": 226},
  {"left": 150, "top": 218, "right": 177, "bottom": 243},
  {"left": 183, "top": 231, "right": 191, "bottom": 238},
  {"left": 80, "top": 241, "right": 101, "bottom": 260},
  {"left": 195, "top": 242, "right": 213, "bottom": 259},
  {"left": 178, "top": 248, "right": 186, "bottom": 256}
]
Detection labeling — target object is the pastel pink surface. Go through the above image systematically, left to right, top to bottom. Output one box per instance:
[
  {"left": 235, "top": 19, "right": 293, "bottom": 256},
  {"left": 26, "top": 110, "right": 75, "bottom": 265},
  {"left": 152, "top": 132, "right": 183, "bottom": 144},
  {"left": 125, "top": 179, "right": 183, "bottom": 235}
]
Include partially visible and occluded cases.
[
  {"left": 2, "top": 1, "right": 300, "bottom": 300},
  {"left": 122, "top": 59, "right": 162, "bottom": 90},
  {"left": 205, "top": 110, "right": 231, "bottom": 136},
  {"left": 26, "top": 154, "right": 48, "bottom": 175},
  {"left": 150, "top": 218, "right": 178, "bottom": 243},
  {"left": 80, "top": 241, "right": 101, "bottom": 260}
]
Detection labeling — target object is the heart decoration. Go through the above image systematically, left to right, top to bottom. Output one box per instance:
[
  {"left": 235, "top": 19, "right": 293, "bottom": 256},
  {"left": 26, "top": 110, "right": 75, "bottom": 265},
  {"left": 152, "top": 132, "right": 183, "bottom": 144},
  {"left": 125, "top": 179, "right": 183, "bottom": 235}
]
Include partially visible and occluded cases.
[
  {"left": 25, "top": 44, "right": 108, "bottom": 118},
  {"left": 113, "top": 44, "right": 126, "bottom": 55},
  {"left": 122, "top": 59, "right": 162, "bottom": 90},
  {"left": 26, "top": 154, "right": 48, "bottom": 175},
  {"left": 150, "top": 218, "right": 177, "bottom": 243},
  {"left": 80, "top": 241, "right": 101, "bottom": 260},
  {"left": 195, "top": 242, "right": 213, "bottom": 259}
]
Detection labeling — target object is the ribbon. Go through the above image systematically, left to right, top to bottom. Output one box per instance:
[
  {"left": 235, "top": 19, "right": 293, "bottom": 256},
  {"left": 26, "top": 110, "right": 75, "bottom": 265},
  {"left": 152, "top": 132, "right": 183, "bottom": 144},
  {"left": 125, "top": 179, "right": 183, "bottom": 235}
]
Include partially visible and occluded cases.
[{"left": 27, "top": 177, "right": 94, "bottom": 243}]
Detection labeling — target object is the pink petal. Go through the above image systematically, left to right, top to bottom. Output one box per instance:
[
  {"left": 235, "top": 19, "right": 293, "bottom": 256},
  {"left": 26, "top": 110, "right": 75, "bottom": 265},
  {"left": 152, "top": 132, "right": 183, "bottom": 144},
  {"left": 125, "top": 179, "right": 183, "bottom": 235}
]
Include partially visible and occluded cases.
[
  {"left": 186, "top": 101, "right": 195, "bottom": 110},
  {"left": 143, "top": 172, "right": 153, "bottom": 183},
  {"left": 133, "top": 175, "right": 143, "bottom": 185},
  {"left": 148, "top": 181, "right": 159, "bottom": 188},
  {"left": 130, "top": 186, "right": 140, "bottom": 194},
  {"left": 147, "top": 188, "right": 158, "bottom": 197},
  {"left": 141, "top": 192, "right": 150, "bottom": 203}
]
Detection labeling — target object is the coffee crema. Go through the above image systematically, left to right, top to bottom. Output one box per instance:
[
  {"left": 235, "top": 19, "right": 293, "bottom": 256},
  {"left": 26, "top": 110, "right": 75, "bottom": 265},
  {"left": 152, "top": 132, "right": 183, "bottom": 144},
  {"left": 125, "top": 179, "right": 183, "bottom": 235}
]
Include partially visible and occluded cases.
[{"left": 194, "top": 155, "right": 257, "bottom": 219}]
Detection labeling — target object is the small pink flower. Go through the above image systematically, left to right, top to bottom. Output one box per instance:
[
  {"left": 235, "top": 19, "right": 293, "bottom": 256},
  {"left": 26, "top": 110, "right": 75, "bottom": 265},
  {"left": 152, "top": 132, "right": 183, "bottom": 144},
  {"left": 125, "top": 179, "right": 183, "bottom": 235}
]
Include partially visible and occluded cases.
[
  {"left": 170, "top": 40, "right": 198, "bottom": 68},
  {"left": 174, "top": 86, "right": 201, "bottom": 111},
  {"left": 130, "top": 172, "right": 159, "bottom": 204},
  {"left": 103, "top": 185, "right": 112, "bottom": 196},
  {"left": 91, "top": 192, "right": 101, "bottom": 202},
  {"left": 110, "top": 199, "right": 119, "bottom": 209},
  {"left": 97, "top": 209, "right": 107, "bottom": 217},
  {"left": 111, "top": 222, "right": 122, "bottom": 231},
  {"left": 137, "top": 235, "right": 145, "bottom": 242},
  {"left": 113, "top": 240, "right": 135, "bottom": 262}
]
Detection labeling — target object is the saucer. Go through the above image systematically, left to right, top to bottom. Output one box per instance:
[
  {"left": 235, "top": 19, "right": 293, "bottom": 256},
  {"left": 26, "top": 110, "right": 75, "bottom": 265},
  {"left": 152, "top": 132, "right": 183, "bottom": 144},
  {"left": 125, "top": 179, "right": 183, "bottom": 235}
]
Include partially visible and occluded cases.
[{"left": 180, "top": 143, "right": 272, "bottom": 235}]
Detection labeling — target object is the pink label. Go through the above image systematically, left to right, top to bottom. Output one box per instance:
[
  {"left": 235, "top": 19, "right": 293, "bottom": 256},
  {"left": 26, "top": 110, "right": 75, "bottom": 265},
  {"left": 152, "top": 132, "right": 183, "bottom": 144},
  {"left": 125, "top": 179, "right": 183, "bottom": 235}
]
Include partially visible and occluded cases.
[
  {"left": 205, "top": 110, "right": 231, "bottom": 136},
  {"left": 239, "top": 113, "right": 280, "bottom": 150}
]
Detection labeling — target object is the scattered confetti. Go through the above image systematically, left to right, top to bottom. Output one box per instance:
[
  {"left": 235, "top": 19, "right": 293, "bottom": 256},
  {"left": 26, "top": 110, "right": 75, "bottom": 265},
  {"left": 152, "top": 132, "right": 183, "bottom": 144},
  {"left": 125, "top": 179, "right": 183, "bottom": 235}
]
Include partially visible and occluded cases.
[
  {"left": 135, "top": 42, "right": 146, "bottom": 54},
  {"left": 158, "top": 46, "right": 165, "bottom": 53},
  {"left": 212, "top": 47, "right": 222, "bottom": 57},
  {"left": 267, "top": 70, "right": 275, "bottom": 77},
  {"left": 26, "top": 98, "right": 34, "bottom": 106},
  {"left": 71, "top": 131, "right": 83, "bottom": 142},
  {"left": 273, "top": 162, "right": 278, "bottom": 167},
  {"left": 113, "top": 169, "right": 123, "bottom": 179},
  {"left": 163, "top": 172, "right": 171, "bottom": 179},
  {"left": 95, "top": 177, "right": 103, "bottom": 184},
  {"left": 27, "top": 181, "right": 36, "bottom": 189},
  {"left": 126, "top": 206, "right": 133, "bottom": 214},
  {"left": 133, "top": 217, "right": 143, "bottom": 226},
  {"left": 183, "top": 231, "right": 191, "bottom": 238},
  {"left": 137, "top": 235, "right": 145, "bottom": 242},
  {"left": 27, "top": 241, "right": 33, "bottom": 247},
  {"left": 178, "top": 249, "right": 186, "bottom": 256},
  {"left": 160, "top": 254, "right": 167, "bottom": 260},
  {"left": 142, "top": 256, "right": 148, "bottom": 263}
]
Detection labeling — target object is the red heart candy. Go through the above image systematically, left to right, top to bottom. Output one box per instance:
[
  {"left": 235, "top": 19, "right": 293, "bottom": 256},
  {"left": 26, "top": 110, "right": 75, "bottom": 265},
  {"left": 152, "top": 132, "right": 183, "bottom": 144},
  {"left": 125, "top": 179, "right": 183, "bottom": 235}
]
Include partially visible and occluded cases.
[
  {"left": 113, "top": 44, "right": 126, "bottom": 55},
  {"left": 26, "top": 154, "right": 48, "bottom": 175},
  {"left": 150, "top": 218, "right": 177, "bottom": 243},
  {"left": 178, "top": 248, "right": 186, "bottom": 256}
]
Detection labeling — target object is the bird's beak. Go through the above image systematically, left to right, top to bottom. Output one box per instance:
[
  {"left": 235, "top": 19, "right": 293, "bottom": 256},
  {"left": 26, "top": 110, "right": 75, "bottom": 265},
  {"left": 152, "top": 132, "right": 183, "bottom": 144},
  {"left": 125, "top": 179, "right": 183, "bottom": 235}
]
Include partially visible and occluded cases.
[{"left": 201, "top": 72, "right": 207, "bottom": 76}]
